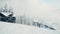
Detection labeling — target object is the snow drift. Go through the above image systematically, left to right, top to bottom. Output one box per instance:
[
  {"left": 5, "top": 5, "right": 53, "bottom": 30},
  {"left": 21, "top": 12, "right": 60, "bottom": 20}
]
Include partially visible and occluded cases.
[{"left": 0, "top": 22, "right": 60, "bottom": 34}]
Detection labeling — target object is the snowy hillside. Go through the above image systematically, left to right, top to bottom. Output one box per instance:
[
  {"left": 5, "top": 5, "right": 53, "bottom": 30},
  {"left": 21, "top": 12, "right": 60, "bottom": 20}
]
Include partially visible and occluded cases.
[
  {"left": 0, "top": 0, "right": 60, "bottom": 34},
  {"left": 0, "top": 22, "right": 60, "bottom": 34}
]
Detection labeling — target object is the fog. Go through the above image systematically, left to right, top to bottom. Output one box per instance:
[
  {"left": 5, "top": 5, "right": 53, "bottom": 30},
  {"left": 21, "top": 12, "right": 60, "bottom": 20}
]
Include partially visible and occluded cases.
[{"left": 0, "top": 0, "right": 60, "bottom": 29}]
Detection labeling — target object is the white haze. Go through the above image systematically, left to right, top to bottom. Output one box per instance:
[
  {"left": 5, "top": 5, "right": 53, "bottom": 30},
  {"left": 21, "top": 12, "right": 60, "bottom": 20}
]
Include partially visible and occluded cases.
[{"left": 0, "top": 0, "right": 60, "bottom": 29}]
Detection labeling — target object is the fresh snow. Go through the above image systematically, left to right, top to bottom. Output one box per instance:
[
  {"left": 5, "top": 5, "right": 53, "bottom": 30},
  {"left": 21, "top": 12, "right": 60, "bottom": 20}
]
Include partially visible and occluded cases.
[
  {"left": 1, "top": 12, "right": 12, "bottom": 17},
  {"left": 0, "top": 22, "right": 60, "bottom": 34}
]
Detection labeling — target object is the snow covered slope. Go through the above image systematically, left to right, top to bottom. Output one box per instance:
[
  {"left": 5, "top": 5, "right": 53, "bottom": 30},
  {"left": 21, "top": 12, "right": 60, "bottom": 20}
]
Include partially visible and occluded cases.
[{"left": 0, "top": 22, "right": 60, "bottom": 34}]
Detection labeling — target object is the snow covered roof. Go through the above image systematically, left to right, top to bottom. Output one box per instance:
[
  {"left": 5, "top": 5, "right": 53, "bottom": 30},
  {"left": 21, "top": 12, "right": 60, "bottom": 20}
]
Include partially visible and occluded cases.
[{"left": 1, "top": 12, "right": 12, "bottom": 16}]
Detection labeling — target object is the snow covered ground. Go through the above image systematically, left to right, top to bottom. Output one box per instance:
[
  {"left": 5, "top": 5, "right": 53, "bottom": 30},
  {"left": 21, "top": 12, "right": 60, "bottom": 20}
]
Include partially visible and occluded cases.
[{"left": 0, "top": 22, "right": 60, "bottom": 34}]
